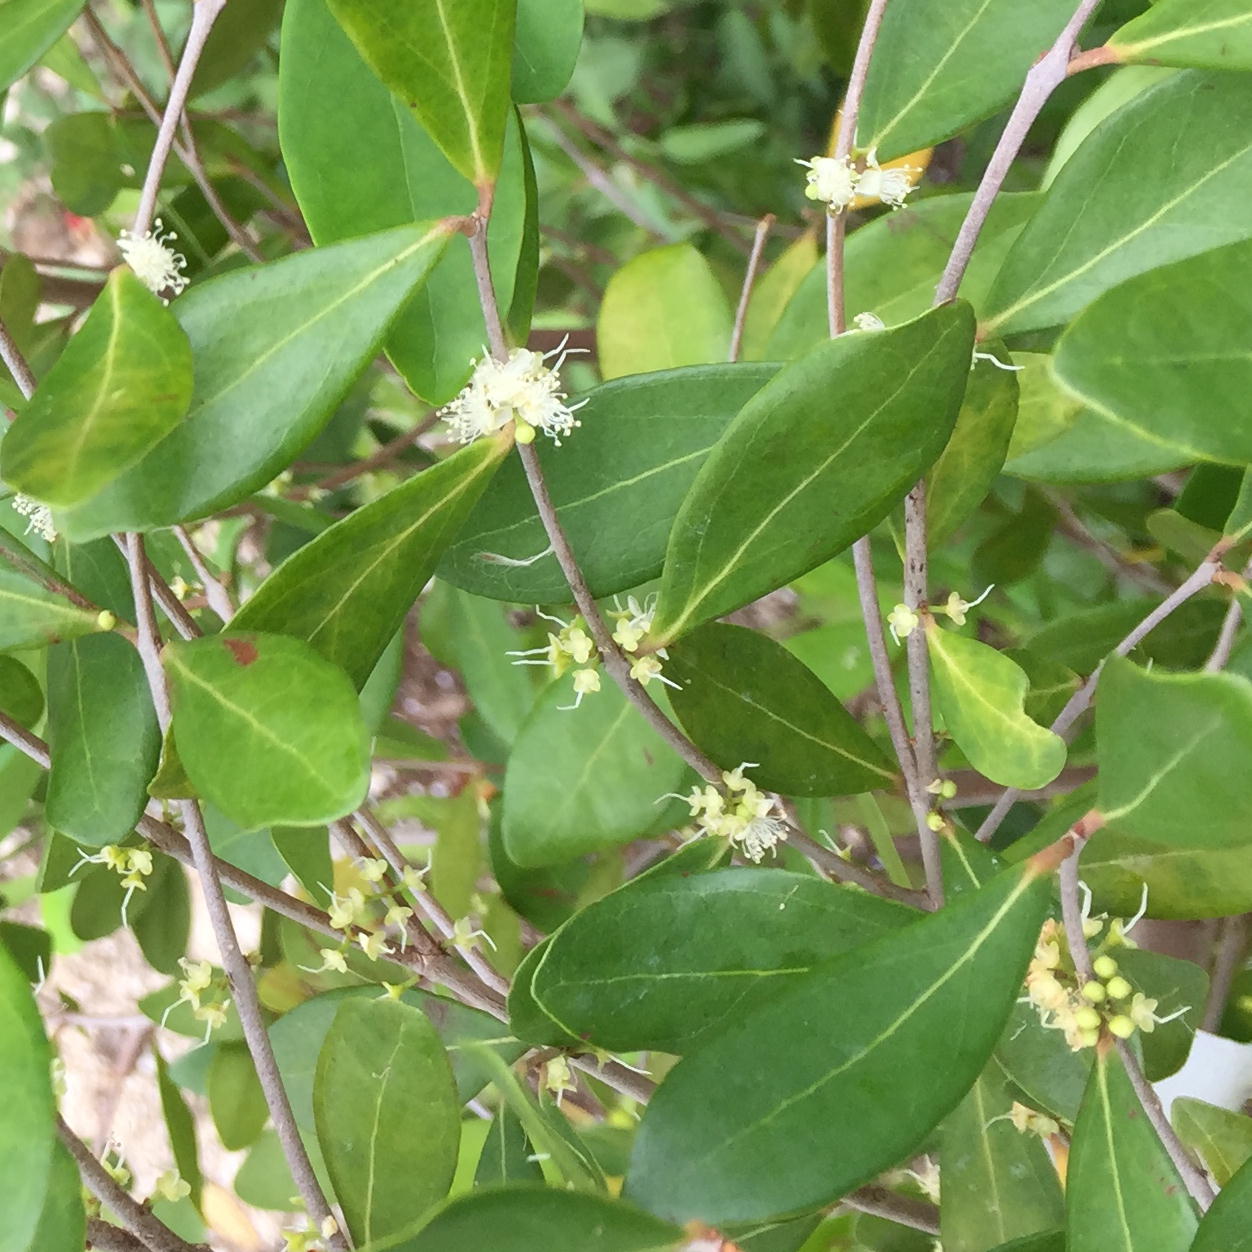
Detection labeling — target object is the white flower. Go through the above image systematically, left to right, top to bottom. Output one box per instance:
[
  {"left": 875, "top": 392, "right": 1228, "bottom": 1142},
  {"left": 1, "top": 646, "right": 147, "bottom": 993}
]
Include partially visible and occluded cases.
[
  {"left": 854, "top": 151, "right": 918, "bottom": 210},
  {"left": 796, "top": 154, "right": 859, "bottom": 212},
  {"left": 117, "top": 219, "right": 188, "bottom": 302},
  {"left": 852, "top": 312, "right": 886, "bottom": 332},
  {"left": 441, "top": 339, "right": 585, "bottom": 446},
  {"left": 12, "top": 494, "right": 56, "bottom": 543},
  {"left": 887, "top": 603, "right": 919, "bottom": 644},
  {"left": 559, "top": 667, "right": 601, "bottom": 711},
  {"left": 665, "top": 764, "right": 788, "bottom": 864}
]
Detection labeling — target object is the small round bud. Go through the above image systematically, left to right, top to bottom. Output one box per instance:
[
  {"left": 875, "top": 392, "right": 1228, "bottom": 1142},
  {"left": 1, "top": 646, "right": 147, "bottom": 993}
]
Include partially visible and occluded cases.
[
  {"left": 513, "top": 418, "right": 536, "bottom": 445},
  {"left": 96, "top": 610, "right": 117, "bottom": 631},
  {"left": 939, "top": 779, "right": 957, "bottom": 800},
  {"left": 926, "top": 811, "right": 945, "bottom": 832},
  {"left": 1092, "top": 954, "right": 1118, "bottom": 979},
  {"left": 1105, "top": 975, "right": 1133, "bottom": 1000},
  {"left": 1081, "top": 981, "right": 1107, "bottom": 1003},
  {"left": 1075, "top": 1006, "right": 1102, "bottom": 1031},
  {"left": 1107, "top": 1015, "right": 1135, "bottom": 1039},
  {"left": 1079, "top": 1027, "right": 1101, "bottom": 1049}
]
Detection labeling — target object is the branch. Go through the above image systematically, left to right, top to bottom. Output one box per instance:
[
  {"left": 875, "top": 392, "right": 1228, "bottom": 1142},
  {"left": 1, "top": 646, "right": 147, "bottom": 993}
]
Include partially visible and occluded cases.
[
  {"left": 728, "top": 215, "right": 774, "bottom": 362},
  {"left": 0, "top": 317, "right": 37, "bottom": 397},
  {"left": 171, "top": 525, "right": 234, "bottom": 623},
  {"left": 1205, "top": 556, "right": 1252, "bottom": 671},
  {"left": 1202, "top": 914, "right": 1249, "bottom": 1033},
  {"left": 58, "top": 1117, "right": 205, "bottom": 1252},
  {"left": 841, "top": 1183, "right": 940, "bottom": 1235}
]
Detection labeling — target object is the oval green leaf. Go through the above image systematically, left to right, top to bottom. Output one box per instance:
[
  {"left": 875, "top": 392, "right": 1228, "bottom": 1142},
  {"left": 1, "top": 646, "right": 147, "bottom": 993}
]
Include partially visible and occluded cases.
[
  {"left": 0, "top": 0, "right": 84, "bottom": 93},
  {"left": 326, "top": 0, "right": 516, "bottom": 185},
  {"left": 513, "top": 0, "right": 584, "bottom": 103},
  {"left": 1109, "top": 0, "right": 1252, "bottom": 71},
  {"left": 985, "top": 72, "right": 1252, "bottom": 336},
  {"left": 56, "top": 222, "right": 452, "bottom": 539},
  {"left": 1, "top": 268, "right": 192, "bottom": 507},
  {"left": 652, "top": 303, "right": 975, "bottom": 643},
  {"left": 438, "top": 364, "right": 779, "bottom": 603},
  {"left": 232, "top": 436, "right": 507, "bottom": 688},
  {"left": 0, "top": 545, "right": 106, "bottom": 653},
  {"left": 665, "top": 623, "right": 896, "bottom": 797},
  {"left": 928, "top": 625, "right": 1067, "bottom": 791},
  {"left": 164, "top": 633, "right": 370, "bottom": 829},
  {"left": 1097, "top": 657, "right": 1252, "bottom": 849},
  {"left": 626, "top": 861, "right": 1051, "bottom": 1224},
  {"left": 522, "top": 867, "right": 911, "bottom": 1053},
  {"left": 314, "top": 997, "right": 460, "bottom": 1247},
  {"left": 1065, "top": 1048, "right": 1198, "bottom": 1252},
  {"left": 1172, "top": 1098, "right": 1252, "bottom": 1186},
  {"left": 1191, "top": 1149, "right": 1252, "bottom": 1252}
]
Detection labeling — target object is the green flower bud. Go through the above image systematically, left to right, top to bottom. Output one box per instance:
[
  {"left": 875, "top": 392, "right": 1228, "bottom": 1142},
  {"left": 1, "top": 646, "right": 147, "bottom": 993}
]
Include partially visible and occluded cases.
[
  {"left": 1092, "top": 954, "right": 1118, "bottom": 979},
  {"left": 1106, "top": 975, "right": 1133, "bottom": 1000},
  {"left": 1081, "top": 980, "right": 1107, "bottom": 1003},
  {"left": 1107, "top": 1015, "right": 1135, "bottom": 1039}
]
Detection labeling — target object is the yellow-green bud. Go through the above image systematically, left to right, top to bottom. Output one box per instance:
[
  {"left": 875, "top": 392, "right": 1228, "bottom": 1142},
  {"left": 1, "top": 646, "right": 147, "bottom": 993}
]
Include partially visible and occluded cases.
[
  {"left": 514, "top": 418, "right": 537, "bottom": 445},
  {"left": 96, "top": 610, "right": 117, "bottom": 631},
  {"left": 925, "top": 811, "right": 945, "bottom": 832},
  {"left": 1092, "top": 954, "right": 1118, "bottom": 979},
  {"left": 1105, "top": 975, "right": 1133, "bottom": 1000},
  {"left": 1081, "top": 981, "right": 1107, "bottom": 1003},
  {"left": 1075, "top": 1006, "right": 1102, "bottom": 1031},
  {"left": 1107, "top": 1015, "right": 1135, "bottom": 1039}
]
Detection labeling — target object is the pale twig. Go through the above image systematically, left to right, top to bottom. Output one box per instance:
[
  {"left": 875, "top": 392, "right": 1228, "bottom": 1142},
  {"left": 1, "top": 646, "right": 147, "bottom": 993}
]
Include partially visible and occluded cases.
[
  {"left": 131, "top": 0, "right": 228, "bottom": 239},
  {"left": 934, "top": 0, "right": 1105, "bottom": 305},
  {"left": 728, "top": 215, "right": 774, "bottom": 362},
  {"left": 0, "top": 318, "right": 37, "bottom": 397},
  {"left": 292, "top": 412, "right": 441, "bottom": 498},
  {"left": 172, "top": 525, "right": 234, "bottom": 622},
  {"left": 975, "top": 553, "right": 1224, "bottom": 842},
  {"left": 1205, "top": 558, "right": 1252, "bottom": 672},
  {"left": 790, "top": 829, "right": 929, "bottom": 910},
  {"left": 1057, "top": 830, "right": 1216, "bottom": 1209},
  {"left": 1202, "top": 914, "right": 1249, "bottom": 1033},
  {"left": 58, "top": 1117, "right": 205, "bottom": 1252},
  {"left": 842, "top": 1183, "right": 940, "bottom": 1236},
  {"left": 86, "top": 1219, "right": 160, "bottom": 1252}
]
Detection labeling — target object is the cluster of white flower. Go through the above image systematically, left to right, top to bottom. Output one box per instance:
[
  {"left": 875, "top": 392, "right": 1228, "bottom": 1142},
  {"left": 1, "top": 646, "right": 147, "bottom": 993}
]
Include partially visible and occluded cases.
[
  {"left": 796, "top": 150, "right": 919, "bottom": 214},
  {"left": 117, "top": 219, "right": 188, "bottom": 302},
  {"left": 441, "top": 340, "right": 585, "bottom": 446},
  {"left": 12, "top": 493, "right": 56, "bottom": 543},
  {"left": 888, "top": 585, "right": 994, "bottom": 644},
  {"left": 610, "top": 594, "right": 678, "bottom": 691},
  {"left": 508, "top": 608, "right": 602, "bottom": 709},
  {"left": 669, "top": 764, "right": 788, "bottom": 863},
  {"left": 72, "top": 843, "right": 153, "bottom": 926},
  {"left": 162, "top": 956, "right": 232, "bottom": 1041}
]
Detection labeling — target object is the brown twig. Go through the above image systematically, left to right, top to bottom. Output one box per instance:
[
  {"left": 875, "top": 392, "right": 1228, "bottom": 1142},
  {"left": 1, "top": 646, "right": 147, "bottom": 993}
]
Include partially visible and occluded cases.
[
  {"left": 728, "top": 215, "right": 774, "bottom": 362},
  {"left": 171, "top": 525, "right": 234, "bottom": 622},
  {"left": 1202, "top": 914, "right": 1250, "bottom": 1033},
  {"left": 842, "top": 1183, "right": 940, "bottom": 1235}
]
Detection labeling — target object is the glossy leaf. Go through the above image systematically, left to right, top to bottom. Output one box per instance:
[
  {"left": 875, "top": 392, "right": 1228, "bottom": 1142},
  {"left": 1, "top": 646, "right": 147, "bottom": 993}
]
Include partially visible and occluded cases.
[
  {"left": 0, "top": 0, "right": 83, "bottom": 93},
  {"left": 279, "top": 0, "right": 528, "bottom": 403},
  {"left": 326, "top": 0, "right": 516, "bottom": 184},
  {"left": 513, "top": 0, "right": 584, "bottom": 102},
  {"left": 856, "top": 0, "right": 1075, "bottom": 160},
  {"left": 1109, "top": 0, "right": 1252, "bottom": 71},
  {"left": 985, "top": 72, "right": 1252, "bottom": 336},
  {"left": 56, "top": 223, "right": 452, "bottom": 539},
  {"left": 1053, "top": 240, "right": 1252, "bottom": 466},
  {"left": 598, "top": 244, "right": 733, "bottom": 381},
  {"left": 1, "top": 268, "right": 193, "bottom": 506},
  {"left": 652, "top": 303, "right": 975, "bottom": 642},
  {"left": 438, "top": 364, "right": 778, "bottom": 602},
  {"left": 232, "top": 436, "right": 507, "bottom": 687},
  {"left": 45, "top": 539, "right": 160, "bottom": 846},
  {"left": 0, "top": 564, "right": 105, "bottom": 653},
  {"left": 665, "top": 623, "right": 896, "bottom": 797},
  {"left": 928, "top": 626, "right": 1066, "bottom": 791},
  {"left": 164, "top": 633, "right": 370, "bottom": 830},
  {"left": 0, "top": 655, "right": 40, "bottom": 726},
  {"left": 1097, "top": 657, "right": 1252, "bottom": 849},
  {"left": 502, "top": 678, "right": 691, "bottom": 867},
  {"left": 626, "top": 861, "right": 1051, "bottom": 1224},
  {"left": 519, "top": 867, "right": 911, "bottom": 1052},
  {"left": 0, "top": 942, "right": 54, "bottom": 1252},
  {"left": 315, "top": 998, "right": 460, "bottom": 1246},
  {"left": 209, "top": 1044, "right": 268, "bottom": 1152},
  {"left": 1065, "top": 1048, "right": 1197, "bottom": 1252},
  {"left": 155, "top": 1052, "right": 202, "bottom": 1206},
  {"left": 940, "top": 1067, "right": 1065, "bottom": 1252},
  {"left": 1172, "top": 1098, "right": 1252, "bottom": 1186},
  {"left": 475, "top": 1107, "right": 544, "bottom": 1186},
  {"left": 26, "top": 1143, "right": 84, "bottom": 1252},
  {"left": 1191, "top": 1150, "right": 1252, "bottom": 1252},
  {"left": 402, "top": 1186, "right": 684, "bottom": 1251}
]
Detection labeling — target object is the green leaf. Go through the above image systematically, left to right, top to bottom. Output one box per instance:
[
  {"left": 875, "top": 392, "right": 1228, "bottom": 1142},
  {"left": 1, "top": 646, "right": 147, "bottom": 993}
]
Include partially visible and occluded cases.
[
  {"left": 0, "top": 0, "right": 83, "bottom": 93},
  {"left": 191, "top": 0, "right": 285, "bottom": 96},
  {"left": 279, "top": 0, "right": 529, "bottom": 403},
  {"left": 326, "top": 0, "right": 516, "bottom": 185},
  {"left": 513, "top": 0, "right": 584, "bottom": 103},
  {"left": 856, "top": 0, "right": 1076, "bottom": 160},
  {"left": 1109, "top": 0, "right": 1252, "bottom": 71},
  {"left": 985, "top": 72, "right": 1252, "bottom": 336},
  {"left": 768, "top": 193, "right": 1038, "bottom": 361},
  {"left": 56, "top": 223, "right": 452, "bottom": 539},
  {"left": 1053, "top": 240, "right": 1252, "bottom": 466},
  {"left": 597, "top": 245, "right": 733, "bottom": 381},
  {"left": 1, "top": 268, "right": 193, "bottom": 507},
  {"left": 652, "top": 303, "right": 975, "bottom": 642},
  {"left": 438, "top": 364, "right": 778, "bottom": 603},
  {"left": 232, "top": 437, "right": 506, "bottom": 688},
  {"left": 45, "top": 540, "right": 160, "bottom": 846},
  {"left": 0, "top": 564, "right": 105, "bottom": 653},
  {"left": 664, "top": 623, "right": 896, "bottom": 797},
  {"left": 927, "top": 626, "right": 1066, "bottom": 791},
  {"left": 164, "top": 633, "right": 370, "bottom": 830},
  {"left": 0, "top": 655, "right": 40, "bottom": 727},
  {"left": 1097, "top": 657, "right": 1252, "bottom": 848},
  {"left": 502, "top": 678, "right": 691, "bottom": 867},
  {"left": 132, "top": 854, "right": 190, "bottom": 976},
  {"left": 626, "top": 861, "right": 1051, "bottom": 1224},
  {"left": 519, "top": 867, "right": 911, "bottom": 1052},
  {"left": 0, "top": 941, "right": 54, "bottom": 1252},
  {"left": 1116, "top": 948, "right": 1207, "bottom": 1082},
  {"left": 315, "top": 998, "right": 460, "bottom": 1246},
  {"left": 996, "top": 1002, "right": 1090, "bottom": 1125},
  {"left": 209, "top": 1043, "right": 268, "bottom": 1152},
  {"left": 1065, "top": 1048, "right": 1198, "bottom": 1252},
  {"left": 156, "top": 1051, "right": 202, "bottom": 1207},
  {"left": 940, "top": 1066, "right": 1065, "bottom": 1252},
  {"left": 1172, "top": 1098, "right": 1252, "bottom": 1186},
  {"left": 475, "top": 1107, "right": 544, "bottom": 1186},
  {"left": 27, "top": 1143, "right": 84, "bottom": 1252},
  {"left": 1190, "top": 1149, "right": 1252, "bottom": 1252},
  {"left": 393, "top": 1185, "right": 684, "bottom": 1252}
]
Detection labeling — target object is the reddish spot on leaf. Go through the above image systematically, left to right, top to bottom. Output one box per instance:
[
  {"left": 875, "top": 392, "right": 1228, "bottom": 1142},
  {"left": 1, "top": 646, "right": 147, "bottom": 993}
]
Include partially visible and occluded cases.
[{"left": 223, "top": 638, "right": 259, "bottom": 667}]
